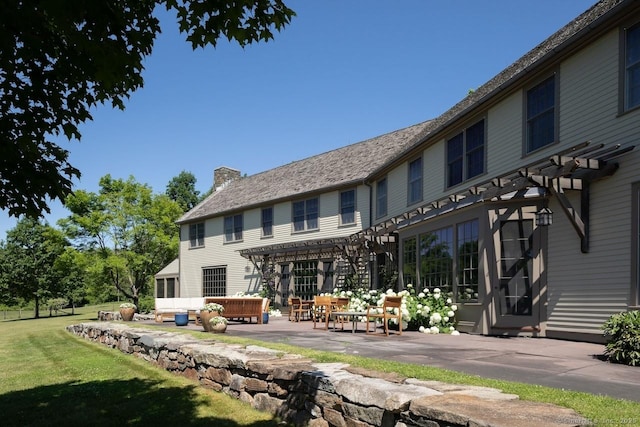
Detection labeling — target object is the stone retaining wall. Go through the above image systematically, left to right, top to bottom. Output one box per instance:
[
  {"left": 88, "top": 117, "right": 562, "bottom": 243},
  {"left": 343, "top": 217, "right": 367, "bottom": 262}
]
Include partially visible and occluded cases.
[{"left": 66, "top": 322, "right": 588, "bottom": 427}]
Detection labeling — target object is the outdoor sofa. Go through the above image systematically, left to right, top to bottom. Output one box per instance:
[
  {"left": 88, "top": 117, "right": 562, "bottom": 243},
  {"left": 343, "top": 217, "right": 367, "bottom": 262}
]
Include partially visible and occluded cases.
[
  {"left": 154, "top": 297, "right": 205, "bottom": 323},
  {"left": 203, "top": 297, "right": 270, "bottom": 324}
]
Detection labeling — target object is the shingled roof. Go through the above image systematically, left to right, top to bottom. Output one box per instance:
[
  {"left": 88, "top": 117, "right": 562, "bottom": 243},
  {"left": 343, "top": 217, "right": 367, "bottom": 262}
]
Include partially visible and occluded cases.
[{"left": 178, "top": 120, "right": 434, "bottom": 223}]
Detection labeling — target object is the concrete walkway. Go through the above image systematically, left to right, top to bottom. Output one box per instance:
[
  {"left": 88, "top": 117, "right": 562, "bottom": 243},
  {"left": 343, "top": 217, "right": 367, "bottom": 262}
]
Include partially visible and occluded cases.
[{"left": 142, "top": 314, "right": 640, "bottom": 403}]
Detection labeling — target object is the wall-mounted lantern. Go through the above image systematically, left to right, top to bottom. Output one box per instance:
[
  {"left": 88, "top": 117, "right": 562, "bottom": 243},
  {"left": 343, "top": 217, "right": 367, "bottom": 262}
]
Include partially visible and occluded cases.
[{"left": 536, "top": 207, "right": 553, "bottom": 226}]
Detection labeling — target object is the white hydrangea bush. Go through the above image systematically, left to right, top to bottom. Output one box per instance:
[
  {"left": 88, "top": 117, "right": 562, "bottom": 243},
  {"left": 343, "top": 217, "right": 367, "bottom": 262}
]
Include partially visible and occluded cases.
[{"left": 331, "top": 284, "right": 459, "bottom": 334}]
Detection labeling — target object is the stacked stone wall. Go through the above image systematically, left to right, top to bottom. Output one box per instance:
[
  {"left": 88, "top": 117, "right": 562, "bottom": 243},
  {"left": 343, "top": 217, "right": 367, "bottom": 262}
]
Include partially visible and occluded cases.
[{"left": 66, "top": 322, "right": 588, "bottom": 427}]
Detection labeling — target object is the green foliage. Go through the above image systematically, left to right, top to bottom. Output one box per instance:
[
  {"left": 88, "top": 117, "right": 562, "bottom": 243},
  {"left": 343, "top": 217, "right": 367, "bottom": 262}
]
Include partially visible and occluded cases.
[
  {"left": 0, "top": 0, "right": 295, "bottom": 218},
  {"left": 166, "top": 170, "right": 201, "bottom": 211},
  {"left": 60, "top": 175, "right": 182, "bottom": 307},
  {"left": 0, "top": 218, "right": 73, "bottom": 317},
  {"left": 401, "top": 284, "right": 458, "bottom": 333},
  {"left": 331, "top": 285, "right": 458, "bottom": 334},
  {"left": 137, "top": 295, "right": 156, "bottom": 314},
  {"left": 202, "top": 303, "right": 225, "bottom": 313},
  {"left": 602, "top": 310, "right": 640, "bottom": 366},
  {"left": 209, "top": 316, "right": 228, "bottom": 326}
]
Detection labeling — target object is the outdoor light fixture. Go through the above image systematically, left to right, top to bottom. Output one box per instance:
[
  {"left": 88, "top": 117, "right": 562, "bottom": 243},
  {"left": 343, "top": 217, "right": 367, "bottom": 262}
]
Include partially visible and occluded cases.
[{"left": 536, "top": 207, "right": 553, "bottom": 226}]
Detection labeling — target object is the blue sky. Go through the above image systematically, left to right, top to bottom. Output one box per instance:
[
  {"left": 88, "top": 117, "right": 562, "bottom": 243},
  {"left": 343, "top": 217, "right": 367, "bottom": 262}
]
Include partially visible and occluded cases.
[{"left": 0, "top": 0, "right": 597, "bottom": 239}]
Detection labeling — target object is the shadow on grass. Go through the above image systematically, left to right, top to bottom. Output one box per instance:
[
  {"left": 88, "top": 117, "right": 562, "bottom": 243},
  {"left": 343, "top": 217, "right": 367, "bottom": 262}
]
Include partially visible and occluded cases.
[{"left": 0, "top": 378, "right": 280, "bottom": 427}]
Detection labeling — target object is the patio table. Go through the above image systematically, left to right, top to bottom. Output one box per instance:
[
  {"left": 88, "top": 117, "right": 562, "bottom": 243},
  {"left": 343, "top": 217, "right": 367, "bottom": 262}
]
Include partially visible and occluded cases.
[{"left": 329, "top": 311, "right": 367, "bottom": 333}]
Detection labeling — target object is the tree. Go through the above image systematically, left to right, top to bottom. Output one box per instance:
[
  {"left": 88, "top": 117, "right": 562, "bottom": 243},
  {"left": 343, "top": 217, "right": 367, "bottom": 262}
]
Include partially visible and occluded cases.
[
  {"left": 0, "top": 0, "right": 295, "bottom": 218},
  {"left": 166, "top": 170, "right": 201, "bottom": 211},
  {"left": 61, "top": 175, "right": 182, "bottom": 307},
  {"left": 0, "top": 218, "right": 68, "bottom": 318},
  {"left": 53, "top": 247, "right": 89, "bottom": 314}
]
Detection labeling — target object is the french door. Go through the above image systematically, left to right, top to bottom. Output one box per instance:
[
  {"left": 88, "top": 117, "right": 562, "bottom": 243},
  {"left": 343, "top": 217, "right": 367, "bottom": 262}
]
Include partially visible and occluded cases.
[{"left": 491, "top": 207, "right": 542, "bottom": 331}]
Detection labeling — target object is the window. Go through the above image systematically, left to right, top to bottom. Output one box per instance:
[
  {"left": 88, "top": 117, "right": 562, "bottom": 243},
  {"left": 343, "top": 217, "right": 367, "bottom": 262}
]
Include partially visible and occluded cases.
[
  {"left": 625, "top": 23, "right": 640, "bottom": 111},
  {"left": 526, "top": 75, "right": 556, "bottom": 153},
  {"left": 447, "top": 120, "right": 485, "bottom": 187},
  {"left": 407, "top": 157, "right": 423, "bottom": 205},
  {"left": 376, "top": 178, "right": 387, "bottom": 218},
  {"left": 340, "top": 189, "right": 356, "bottom": 225},
  {"left": 293, "top": 198, "right": 319, "bottom": 232},
  {"left": 262, "top": 207, "right": 273, "bottom": 237},
  {"left": 224, "top": 214, "right": 243, "bottom": 242},
  {"left": 401, "top": 218, "right": 479, "bottom": 302},
  {"left": 457, "top": 220, "right": 479, "bottom": 302},
  {"left": 189, "top": 222, "right": 204, "bottom": 248},
  {"left": 419, "top": 227, "right": 454, "bottom": 293},
  {"left": 402, "top": 237, "right": 417, "bottom": 286},
  {"left": 293, "top": 261, "right": 318, "bottom": 300},
  {"left": 203, "top": 266, "right": 226, "bottom": 296},
  {"left": 156, "top": 278, "right": 176, "bottom": 298}
]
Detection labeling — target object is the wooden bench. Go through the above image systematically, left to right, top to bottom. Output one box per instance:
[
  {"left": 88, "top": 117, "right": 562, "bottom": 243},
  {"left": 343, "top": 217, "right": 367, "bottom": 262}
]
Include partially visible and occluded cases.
[
  {"left": 154, "top": 297, "right": 205, "bottom": 323},
  {"left": 203, "top": 297, "right": 269, "bottom": 324}
]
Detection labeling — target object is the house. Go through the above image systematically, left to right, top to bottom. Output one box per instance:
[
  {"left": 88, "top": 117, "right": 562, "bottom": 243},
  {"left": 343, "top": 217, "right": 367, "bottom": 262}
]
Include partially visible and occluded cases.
[
  {"left": 166, "top": 0, "right": 639, "bottom": 343},
  {"left": 174, "top": 122, "right": 431, "bottom": 300}
]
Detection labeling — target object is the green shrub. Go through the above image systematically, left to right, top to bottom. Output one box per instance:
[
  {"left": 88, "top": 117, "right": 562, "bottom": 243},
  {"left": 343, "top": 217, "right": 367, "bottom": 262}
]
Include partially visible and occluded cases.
[
  {"left": 137, "top": 296, "right": 155, "bottom": 314},
  {"left": 602, "top": 310, "right": 640, "bottom": 366}
]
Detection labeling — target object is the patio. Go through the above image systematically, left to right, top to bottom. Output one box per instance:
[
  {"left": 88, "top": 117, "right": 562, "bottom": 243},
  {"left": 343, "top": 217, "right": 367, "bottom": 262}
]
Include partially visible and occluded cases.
[{"left": 138, "top": 313, "right": 640, "bottom": 403}]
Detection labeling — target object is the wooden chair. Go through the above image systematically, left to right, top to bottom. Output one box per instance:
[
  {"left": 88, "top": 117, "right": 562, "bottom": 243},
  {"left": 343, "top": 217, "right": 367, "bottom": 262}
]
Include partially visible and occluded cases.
[
  {"left": 312, "top": 295, "right": 332, "bottom": 329},
  {"left": 366, "top": 296, "right": 403, "bottom": 336},
  {"left": 288, "top": 297, "right": 310, "bottom": 322},
  {"left": 330, "top": 297, "right": 350, "bottom": 330}
]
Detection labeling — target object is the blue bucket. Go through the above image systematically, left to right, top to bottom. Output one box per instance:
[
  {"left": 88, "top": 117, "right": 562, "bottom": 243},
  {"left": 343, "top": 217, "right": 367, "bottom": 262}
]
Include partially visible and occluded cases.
[{"left": 262, "top": 312, "right": 269, "bottom": 324}]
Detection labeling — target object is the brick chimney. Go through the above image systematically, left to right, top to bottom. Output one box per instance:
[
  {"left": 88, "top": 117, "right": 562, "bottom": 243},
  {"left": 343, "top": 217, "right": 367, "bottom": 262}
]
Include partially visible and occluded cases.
[{"left": 213, "top": 166, "right": 241, "bottom": 191}]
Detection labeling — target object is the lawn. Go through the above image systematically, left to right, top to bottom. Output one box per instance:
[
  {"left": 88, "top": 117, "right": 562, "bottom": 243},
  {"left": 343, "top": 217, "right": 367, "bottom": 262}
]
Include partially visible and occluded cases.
[
  {"left": 0, "top": 304, "right": 282, "bottom": 427},
  {"left": 2, "top": 305, "right": 639, "bottom": 426}
]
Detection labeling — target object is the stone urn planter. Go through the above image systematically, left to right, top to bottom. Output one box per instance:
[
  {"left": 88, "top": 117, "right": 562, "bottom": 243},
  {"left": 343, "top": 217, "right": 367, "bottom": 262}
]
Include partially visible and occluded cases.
[
  {"left": 119, "top": 303, "right": 136, "bottom": 322},
  {"left": 200, "top": 303, "right": 225, "bottom": 332},
  {"left": 199, "top": 310, "right": 219, "bottom": 332},
  {"left": 210, "top": 316, "right": 228, "bottom": 333}
]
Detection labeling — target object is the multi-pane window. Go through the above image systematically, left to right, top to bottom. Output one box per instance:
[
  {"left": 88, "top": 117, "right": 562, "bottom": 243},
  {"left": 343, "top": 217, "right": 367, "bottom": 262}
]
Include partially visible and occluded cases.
[
  {"left": 625, "top": 23, "right": 640, "bottom": 111},
  {"left": 526, "top": 76, "right": 556, "bottom": 153},
  {"left": 447, "top": 120, "right": 485, "bottom": 187},
  {"left": 407, "top": 157, "right": 423, "bottom": 205},
  {"left": 376, "top": 178, "right": 387, "bottom": 218},
  {"left": 340, "top": 189, "right": 356, "bottom": 225},
  {"left": 293, "top": 198, "right": 319, "bottom": 232},
  {"left": 261, "top": 207, "right": 273, "bottom": 237},
  {"left": 224, "top": 214, "right": 243, "bottom": 242},
  {"left": 402, "top": 218, "right": 479, "bottom": 302},
  {"left": 457, "top": 220, "right": 479, "bottom": 302},
  {"left": 189, "top": 222, "right": 204, "bottom": 248},
  {"left": 419, "top": 227, "right": 454, "bottom": 293},
  {"left": 402, "top": 237, "right": 417, "bottom": 286},
  {"left": 293, "top": 261, "right": 318, "bottom": 300},
  {"left": 203, "top": 266, "right": 226, "bottom": 296},
  {"left": 156, "top": 278, "right": 176, "bottom": 298}
]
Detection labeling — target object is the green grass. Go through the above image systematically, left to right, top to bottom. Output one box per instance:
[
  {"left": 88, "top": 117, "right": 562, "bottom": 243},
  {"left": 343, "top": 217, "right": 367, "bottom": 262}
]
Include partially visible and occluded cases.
[
  {"left": 0, "top": 304, "right": 281, "bottom": 427},
  {"left": 2, "top": 305, "right": 639, "bottom": 427},
  {"left": 160, "top": 325, "right": 640, "bottom": 427}
]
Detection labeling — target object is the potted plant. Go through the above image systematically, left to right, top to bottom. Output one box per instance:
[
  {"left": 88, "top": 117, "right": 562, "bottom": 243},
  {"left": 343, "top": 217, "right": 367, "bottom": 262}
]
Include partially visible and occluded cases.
[
  {"left": 119, "top": 302, "right": 136, "bottom": 321},
  {"left": 200, "top": 303, "right": 225, "bottom": 332},
  {"left": 209, "top": 316, "right": 228, "bottom": 333}
]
